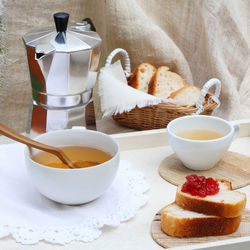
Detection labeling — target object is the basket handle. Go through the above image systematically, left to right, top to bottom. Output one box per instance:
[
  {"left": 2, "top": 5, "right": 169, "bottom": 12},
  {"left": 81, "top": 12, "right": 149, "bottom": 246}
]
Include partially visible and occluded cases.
[
  {"left": 105, "top": 48, "right": 131, "bottom": 77},
  {"left": 195, "top": 78, "right": 221, "bottom": 115}
]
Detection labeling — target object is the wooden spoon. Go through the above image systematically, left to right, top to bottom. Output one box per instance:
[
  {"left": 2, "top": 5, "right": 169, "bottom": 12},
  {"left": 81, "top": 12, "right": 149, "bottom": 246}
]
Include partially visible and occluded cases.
[{"left": 0, "top": 123, "right": 100, "bottom": 169}]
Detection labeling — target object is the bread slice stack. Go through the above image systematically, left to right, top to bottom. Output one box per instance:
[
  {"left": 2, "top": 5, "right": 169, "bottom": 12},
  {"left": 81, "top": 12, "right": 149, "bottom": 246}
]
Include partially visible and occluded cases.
[
  {"left": 128, "top": 63, "right": 206, "bottom": 106},
  {"left": 161, "top": 176, "right": 246, "bottom": 238},
  {"left": 161, "top": 203, "right": 242, "bottom": 237}
]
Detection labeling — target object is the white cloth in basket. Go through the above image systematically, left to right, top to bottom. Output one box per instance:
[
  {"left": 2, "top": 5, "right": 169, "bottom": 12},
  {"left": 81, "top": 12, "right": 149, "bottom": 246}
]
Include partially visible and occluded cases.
[
  {"left": 98, "top": 60, "right": 171, "bottom": 116},
  {"left": 0, "top": 143, "right": 150, "bottom": 244}
]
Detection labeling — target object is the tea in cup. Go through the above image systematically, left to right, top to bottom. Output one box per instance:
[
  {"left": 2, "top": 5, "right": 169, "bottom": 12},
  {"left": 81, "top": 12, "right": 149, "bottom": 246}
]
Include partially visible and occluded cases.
[{"left": 167, "top": 115, "right": 240, "bottom": 170}]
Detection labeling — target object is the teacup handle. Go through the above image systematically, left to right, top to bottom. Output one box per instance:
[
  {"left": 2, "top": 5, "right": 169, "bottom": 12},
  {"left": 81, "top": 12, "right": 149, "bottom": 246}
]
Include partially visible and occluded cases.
[
  {"left": 105, "top": 48, "right": 131, "bottom": 77},
  {"left": 195, "top": 78, "right": 221, "bottom": 115},
  {"left": 229, "top": 121, "right": 240, "bottom": 140}
]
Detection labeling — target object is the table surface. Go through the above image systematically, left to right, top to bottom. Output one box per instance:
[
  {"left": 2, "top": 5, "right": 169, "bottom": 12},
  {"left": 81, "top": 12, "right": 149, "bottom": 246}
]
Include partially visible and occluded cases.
[{"left": 0, "top": 118, "right": 249, "bottom": 250}]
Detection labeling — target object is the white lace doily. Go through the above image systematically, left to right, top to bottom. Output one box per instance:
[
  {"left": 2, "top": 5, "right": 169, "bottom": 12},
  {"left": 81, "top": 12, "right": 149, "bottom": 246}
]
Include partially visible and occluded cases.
[{"left": 0, "top": 143, "right": 150, "bottom": 244}]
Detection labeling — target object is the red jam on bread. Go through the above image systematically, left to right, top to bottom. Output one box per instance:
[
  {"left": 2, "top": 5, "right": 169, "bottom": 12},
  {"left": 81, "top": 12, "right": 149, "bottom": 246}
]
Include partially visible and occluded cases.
[{"left": 181, "top": 175, "right": 219, "bottom": 197}]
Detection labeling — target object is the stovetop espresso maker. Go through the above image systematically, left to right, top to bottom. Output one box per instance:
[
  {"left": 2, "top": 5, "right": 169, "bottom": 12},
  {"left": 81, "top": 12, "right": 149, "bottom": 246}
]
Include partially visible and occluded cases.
[{"left": 23, "top": 12, "right": 101, "bottom": 133}]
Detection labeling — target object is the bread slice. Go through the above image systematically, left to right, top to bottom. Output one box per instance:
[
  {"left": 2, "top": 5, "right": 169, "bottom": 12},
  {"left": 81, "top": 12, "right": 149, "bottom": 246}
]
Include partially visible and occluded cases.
[
  {"left": 128, "top": 63, "right": 156, "bottom": 93},
  {"left": 148, "top": 66, "right": 186, "bottom": 98},
  {"left": 169, "top": 84, "right": 201, "bottom": 106},
  {"left": 176, "top": 180, "right": 246, "bottom": 218},
  {"left": 161, "top": 202, "right": 241, "bottom": 238}
]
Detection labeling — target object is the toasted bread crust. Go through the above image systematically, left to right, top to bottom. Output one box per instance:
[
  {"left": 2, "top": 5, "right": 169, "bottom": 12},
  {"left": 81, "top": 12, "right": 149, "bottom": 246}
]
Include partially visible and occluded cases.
[
  {"left": 128, "top": 63, "right": 156, "bottom": 92},
  {"left": 148, "top": 66, "right": 169, "bottom": 96},
  {"left": 148, "top": 72, "right": 157, "bottom": 95},
  {"left": 127, "top": 73, "right": 137, "bottom": 88},
  {"left": 175, "top": 180, "right": 246, "bottom": 218},
  {"left": 161, "top": 203, "right": 241, "bottom": 237}
]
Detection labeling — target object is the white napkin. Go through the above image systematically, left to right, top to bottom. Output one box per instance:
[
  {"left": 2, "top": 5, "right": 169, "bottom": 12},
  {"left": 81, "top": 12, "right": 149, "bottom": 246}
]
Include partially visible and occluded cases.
[
  {"left": 98, "top": 61, "right": 172, "bottom": 117},
  {"left": 0, "top": 143, "right": 149, "bottom": 244}
]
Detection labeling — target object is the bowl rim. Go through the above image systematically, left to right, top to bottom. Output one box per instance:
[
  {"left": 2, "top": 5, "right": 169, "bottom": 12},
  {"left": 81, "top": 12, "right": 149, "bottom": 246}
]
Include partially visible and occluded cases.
[{"left": 24, "top": 129, "right": 120, "bottom": 172}]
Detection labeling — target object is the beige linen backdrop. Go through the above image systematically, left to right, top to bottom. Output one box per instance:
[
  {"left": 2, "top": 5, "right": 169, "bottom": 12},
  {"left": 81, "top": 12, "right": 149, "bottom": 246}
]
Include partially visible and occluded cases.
[{"left": 0, "top": 0, "right": 249, "bottom": 132}]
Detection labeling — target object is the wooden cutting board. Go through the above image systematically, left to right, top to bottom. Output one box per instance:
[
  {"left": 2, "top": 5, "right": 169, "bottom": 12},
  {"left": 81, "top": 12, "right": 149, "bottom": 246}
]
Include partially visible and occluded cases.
[
  {"left": 159, "top": 151, "right": 250, "bottom": 189},
  {"left": 151, "top": 208, "right": 250, "bottom": 248}
]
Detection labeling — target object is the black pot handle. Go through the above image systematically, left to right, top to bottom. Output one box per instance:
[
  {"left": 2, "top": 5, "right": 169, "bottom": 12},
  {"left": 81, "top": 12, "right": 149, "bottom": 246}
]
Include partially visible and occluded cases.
[{"left": 82, "top": 18, "right": 96, "bottom": 32}]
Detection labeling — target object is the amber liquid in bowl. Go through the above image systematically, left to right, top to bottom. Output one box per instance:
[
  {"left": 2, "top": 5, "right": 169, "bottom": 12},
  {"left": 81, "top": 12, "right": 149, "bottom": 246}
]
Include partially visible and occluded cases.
[
  {"left": 175, "top": 129, "right": 224, "bottom": 140},
  {"left": 32, "top": 146, "right": 112, "bottom": 169}
]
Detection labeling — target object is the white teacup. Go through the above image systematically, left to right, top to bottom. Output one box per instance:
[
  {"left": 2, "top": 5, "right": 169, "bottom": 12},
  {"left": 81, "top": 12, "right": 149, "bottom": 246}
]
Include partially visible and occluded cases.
[
  {"left": 167, "top": 115, "right": 240, "bottom": 170},
  {"left": 24, "top": 127, "right": 120, "bottom": 205}
]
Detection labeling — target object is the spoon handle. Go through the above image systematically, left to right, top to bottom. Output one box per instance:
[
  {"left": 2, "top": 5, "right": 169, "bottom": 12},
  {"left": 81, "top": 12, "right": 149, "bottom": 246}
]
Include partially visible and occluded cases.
[{"left": 0, "top": 123, "right": 74, "bottom": 169}]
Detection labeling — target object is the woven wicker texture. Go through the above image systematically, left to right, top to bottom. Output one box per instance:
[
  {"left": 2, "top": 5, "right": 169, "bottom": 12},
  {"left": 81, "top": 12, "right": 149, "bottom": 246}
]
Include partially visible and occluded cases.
[{"left": 113, "top": 98, "right": 217, "bottom": 130}]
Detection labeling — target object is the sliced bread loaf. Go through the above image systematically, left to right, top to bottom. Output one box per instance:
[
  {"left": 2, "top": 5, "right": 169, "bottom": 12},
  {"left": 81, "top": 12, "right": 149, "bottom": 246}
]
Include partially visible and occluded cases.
[
  {"left": 128, "top": 63, "right": 157, "bottom": 93},
  {"left": 148, "top": 66, "right": 186, "bottom": 98},
  {"left": 169, "top": 84, "right": 201, "bottom": 106},
  {"left": 175, "top": 180, "right": 246, "bottom": 218},
  {"left": 161, "top": 202, "right": 241, "bottom": 238}
]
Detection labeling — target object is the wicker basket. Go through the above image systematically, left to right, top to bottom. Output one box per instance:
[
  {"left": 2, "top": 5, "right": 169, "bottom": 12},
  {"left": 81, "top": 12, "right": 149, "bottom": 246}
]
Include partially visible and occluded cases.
[{"left": 105, "top": 49, "right": 221, "bottom": 130}]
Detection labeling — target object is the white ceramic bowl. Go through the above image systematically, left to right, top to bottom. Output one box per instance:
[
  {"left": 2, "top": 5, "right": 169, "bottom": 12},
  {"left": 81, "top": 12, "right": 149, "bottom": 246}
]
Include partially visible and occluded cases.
[
  {"left": 167, "top": 115, "right": 239, "bottom": 170},
  {"left": 24, "top": 128, "right": 120, "bottom": 205}
]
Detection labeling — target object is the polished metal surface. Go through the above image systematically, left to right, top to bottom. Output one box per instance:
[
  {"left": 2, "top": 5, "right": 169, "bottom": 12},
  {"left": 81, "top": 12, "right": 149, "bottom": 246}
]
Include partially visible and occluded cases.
[{"left": 23, "top": 14, "right": 101, "bottom": 133}]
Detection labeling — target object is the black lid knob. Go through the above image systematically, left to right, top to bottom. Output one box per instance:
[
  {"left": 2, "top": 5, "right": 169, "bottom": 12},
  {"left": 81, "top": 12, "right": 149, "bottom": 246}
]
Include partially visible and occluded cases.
[{"left": 54, "top": 12, "right": 69, "bottom": 32}]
